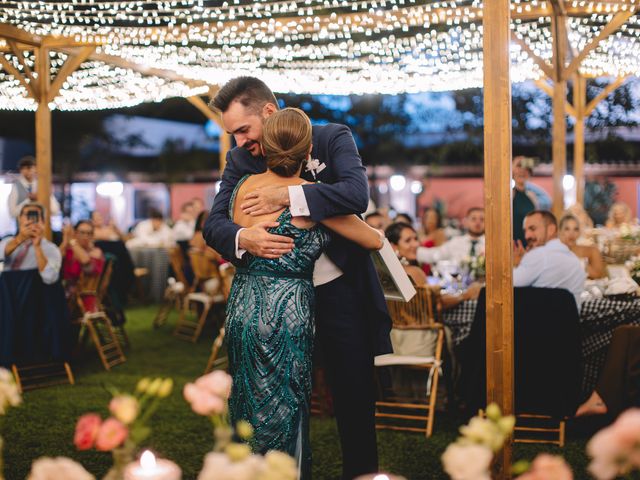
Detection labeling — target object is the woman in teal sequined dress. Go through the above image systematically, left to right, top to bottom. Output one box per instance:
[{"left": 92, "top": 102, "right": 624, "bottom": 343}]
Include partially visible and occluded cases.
[{"left": 225, "top": 108, "right": 383, "bottom": 479}]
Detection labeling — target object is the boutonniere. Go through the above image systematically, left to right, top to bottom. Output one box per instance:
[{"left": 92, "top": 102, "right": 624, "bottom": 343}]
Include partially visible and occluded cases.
[{"left": 305, "top": 158, "right": 326, "bottom": 180}]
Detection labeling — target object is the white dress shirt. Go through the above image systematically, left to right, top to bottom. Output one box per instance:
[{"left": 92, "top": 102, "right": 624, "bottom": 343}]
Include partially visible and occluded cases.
[
  {"left": 8, "top": 176, "right": 61, "bottom": 219},
  {"left": 234, "top": 185, "right": 342, "bottom": 286},
  {"left": 172, "top": 219, "right": 196, "bottom": 241},
  {"left": 127, "top": 220, "right": 175, "bottom": 248},
  {"left": 416, "top": 234, "right": 486, "bottom": 265},
  {"left": 0, "top": 237, "right": 62, "bottom": 284},
  {"left": 513, "top": 238, "right": 586, "bottom": 308}
]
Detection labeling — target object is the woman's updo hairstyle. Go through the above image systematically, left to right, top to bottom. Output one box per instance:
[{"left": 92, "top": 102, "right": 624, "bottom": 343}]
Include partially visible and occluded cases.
[{"left": 262, "top": 107, "right": 312, "bottom": 177}]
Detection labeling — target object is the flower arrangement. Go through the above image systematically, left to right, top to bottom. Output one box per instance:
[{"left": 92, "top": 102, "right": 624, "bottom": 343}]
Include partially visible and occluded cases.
[
  {"left": 626, "top": 256, "right": 640, "bottom": 285},
  {"left": 0, "top": 368, "right": 21, "bottom": 480},
  {"left": 183, "top": 370, "right": 298, "bottom": 480},
  {"left": 73, "top": 377, "right": 173, "bottom": 480},
  {"left": 441, "top": 403, "right": 515, "bottom": 480},
  {"left": 586, "top": 408, "right": 640, "bottom": 480},
  {"left": 27, "top": 457, "right": 95, "bottom": 480}
]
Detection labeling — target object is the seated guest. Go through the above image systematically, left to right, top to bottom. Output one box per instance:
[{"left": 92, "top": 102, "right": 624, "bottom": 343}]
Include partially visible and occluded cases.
[
  {"left": 191, "top": 197, "right": 205, "bottom": 216},
  {"left": 173, "top": 201, "right": 196, "bottom": 241},
  {"left": 566, "top": 202, "right": 594, "bottom": 230},
  {"left": 606, "top": 202, "right": 636, "bottom": 229},
  {"left": 0, "top": 203, "right": 61, "bottom": 284},
  {"left": 417, "top": 207, "right": 485, "bottom": 266},
  {"left": 419, "top": 207, "right": 447, "bottom": 248},
  {"left": 91, "top": 210, "right": 125, "bottom": 241},
  {"left": 127, "top": 210, "right": 175, "bottom": 248},
  {"left": 514, "top": 210, "right": 586, "bottom": 307},
  {"left": 189, "top": 211, "right": 222, "bottom": 263},
  {"left": 365, "top": 211, "right": 388, "bottom": 232},
  {"left": 394, "top": 212, "right": 414, "bottom": 226},
  {"left": 559, "top": 215, "right": 606, "bottom": 279},
  {"left": 60, "top": 221, "right": 105, "bottom": 311},
  {"left": 385, "top": 222, "right": 481, "bottom": 308},
  {"left": 576, "top": 325, "right": 640, "bottom": 417}
]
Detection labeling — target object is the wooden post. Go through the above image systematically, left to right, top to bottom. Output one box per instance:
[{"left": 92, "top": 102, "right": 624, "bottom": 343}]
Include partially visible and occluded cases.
[
  {"left": 483, "top": 0, "right": 514, "bottom": 476},
  {"left": 551, "top": 12, "right": 568, "bottom": 218},
  {"left": 35, "top": 46, "right": 52, "bottom": 238},
  {"left": 573, "top": 75, "right": 586, "bottom": 205},
  {"left": 219, "top": 133, "right": 231, "bottom": 173}
]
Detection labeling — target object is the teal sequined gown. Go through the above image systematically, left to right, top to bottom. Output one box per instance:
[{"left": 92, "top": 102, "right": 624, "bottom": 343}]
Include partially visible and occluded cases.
[{"left": 226, "top": 175, "right": 329, "bottom": 478}]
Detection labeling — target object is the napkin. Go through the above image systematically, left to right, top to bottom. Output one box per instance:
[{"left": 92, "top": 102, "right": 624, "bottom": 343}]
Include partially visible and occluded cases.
[{"left": 605, "top": 276, "right": 639, "bottom": 296}]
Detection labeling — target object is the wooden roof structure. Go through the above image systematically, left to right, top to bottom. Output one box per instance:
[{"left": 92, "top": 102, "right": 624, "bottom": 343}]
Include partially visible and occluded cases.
[{"left": 1, "top": 3, "right": 638, "bottom": 476}]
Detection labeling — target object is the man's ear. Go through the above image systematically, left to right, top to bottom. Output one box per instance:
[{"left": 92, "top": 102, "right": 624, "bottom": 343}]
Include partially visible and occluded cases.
[{"left": 262, "top": 102, "right": 278, "bottom": 118}]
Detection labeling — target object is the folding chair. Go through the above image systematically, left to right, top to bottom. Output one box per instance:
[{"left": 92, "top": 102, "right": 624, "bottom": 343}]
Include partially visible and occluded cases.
[
  {"left": 154, "top": 246, "right": 190, "bottom": 328},
  {"left": 173, "top": 251, "right": 224, "bottom": 342},
  {"left": 75, "top": 257, "right": 126, "bottom": 370},
  {"left": 204, "top": 263, "right": 235, "bottom": 373},
  {"left": 374, "top": 285, "right": 444, "bottom": 437}
]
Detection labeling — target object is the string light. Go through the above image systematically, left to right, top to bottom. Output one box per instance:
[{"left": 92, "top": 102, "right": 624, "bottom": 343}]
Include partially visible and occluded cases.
[{"left": 0, "top": 0, "right": 638, "bottom": 109}]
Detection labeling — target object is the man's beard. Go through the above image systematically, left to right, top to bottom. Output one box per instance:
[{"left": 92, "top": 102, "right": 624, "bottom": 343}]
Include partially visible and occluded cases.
[{"left": 243, "top": 140, "right": 261, "bottom": 156}]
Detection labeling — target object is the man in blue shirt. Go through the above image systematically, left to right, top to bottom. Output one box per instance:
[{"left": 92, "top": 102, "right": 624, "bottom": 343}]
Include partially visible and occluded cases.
[
  {"left": 0, "top": 203, "right": 61, "bottom": 284},
  {"left": 514, "top": 210, "right": 586, "bottom": 308}
]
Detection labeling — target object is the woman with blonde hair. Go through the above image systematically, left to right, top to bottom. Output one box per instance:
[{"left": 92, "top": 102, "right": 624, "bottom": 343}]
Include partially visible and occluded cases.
[
  {"left": 225, "top": 107, "right": 382, "bottom": 478},
  {"left": 606, "top": 202, "right": 636, "bottom": 229},
  {"left": 559, "top": 215, "right": 606, "bottom": 279}
]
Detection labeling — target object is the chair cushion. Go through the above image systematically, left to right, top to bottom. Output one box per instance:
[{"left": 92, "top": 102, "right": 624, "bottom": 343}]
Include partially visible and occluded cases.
[
  {"left": 390, "top": 328, "right": 438, "bottom": 356},
  {"left": 374, "top": 353, "right": 437, "bottom": 367}
]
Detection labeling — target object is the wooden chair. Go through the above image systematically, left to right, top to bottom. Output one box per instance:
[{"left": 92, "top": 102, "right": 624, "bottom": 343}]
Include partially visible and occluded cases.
[
  {"left": 153, "top": 247, "right": 189, "bottom": 328},
  {"left": 173, "top": 251, "right": 224, "bottom": 342},
  {"left": 75, "top": 257, "right": 126, "bottom": 371},
  {"left": 204, "top": 263, "right": 235, "bottom": 373},
  {"left": 374, "top": 285, "right": 444, "bottom": 437},
  {"left": 11, "top": 362, "right": 75, "bottom": 393}
]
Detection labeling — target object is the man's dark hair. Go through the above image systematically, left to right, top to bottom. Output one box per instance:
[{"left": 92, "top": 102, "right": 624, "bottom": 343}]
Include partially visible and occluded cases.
[
  {"left": 211, "top": 77, "right": 279, "bottom": 114},
  {"left": 18, "top": 156, "right": 36, "bottom": 170},
  {"left": 19, "top": 202, "right": 45, "bottom": 218},
  {"left": 466, "top": 207, "right": 484, "bottom": 217},
  {"left": 149, "top": 209, "right": 164, "bottom": 220},
  {"left": 526, "top": 209, "right": 557, "bottom": 228},
  {"left": 365, "top": 211, "right": 383, "bottom": 221},
  {"left": 394, "top": 212, "right": 414, "bottom": 225},
  {"left": 75, "top": 219, "right": 94, "bottom": 231}
]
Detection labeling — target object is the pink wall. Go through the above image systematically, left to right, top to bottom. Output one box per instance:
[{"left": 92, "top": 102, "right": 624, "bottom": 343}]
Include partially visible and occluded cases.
[
  {"left": 417, "top": 177, "right": 639, "bottom": 220},
  {"left": 169, "top": 183, "right": 214, "bottom": 220}
]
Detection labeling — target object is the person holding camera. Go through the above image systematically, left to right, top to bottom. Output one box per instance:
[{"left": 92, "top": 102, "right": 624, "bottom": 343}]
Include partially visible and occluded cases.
[
  {"left": 7, "top": 156, "right": 61, "bottom": 219},
  {"left": 0, "top": 202, "right": 61, "bottom": 284}
]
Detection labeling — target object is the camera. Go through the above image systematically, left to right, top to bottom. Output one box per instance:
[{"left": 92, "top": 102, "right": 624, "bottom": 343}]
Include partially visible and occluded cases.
[{"left": 26, "top": 210, "right": 40, "bottom": 223}]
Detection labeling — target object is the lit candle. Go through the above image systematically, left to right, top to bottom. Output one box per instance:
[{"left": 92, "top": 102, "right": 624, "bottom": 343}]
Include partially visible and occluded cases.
[
  {"left": 124, "top": 450, "right": 181, "bottom": 480},
  {"left": 353, "top": 474, "right": 407, "bottom": 480}
]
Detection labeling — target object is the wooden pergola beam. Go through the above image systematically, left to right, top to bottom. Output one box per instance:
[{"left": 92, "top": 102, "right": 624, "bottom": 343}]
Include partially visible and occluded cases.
[
  {"left": 483, "top": 0, "right": 514, "bottom": 476},
  {"left": 564, "top": 9, "right": 637, "bottom": 79},
  {"left": 551, "top": 11, "right": 569, "bottom": 218},
  {"left": 0, "top": 23, "right": 42, "bottom": 46},
  {"left": 511, "top": 33, "right": 555, "bottom": 79},
  {"left": 7, "top": 40, "right": 36, "bottom": 85},
  {"left": 35, "top": 46, "right": 52, "bottom": 239},
  {"left": 48, "top": 46, "right": 96, "bottom": 102},
  {"left": 0, "top": 51, "right": 38, "bottom": 100},
  {"left": 573, "top": 74, "right": 587, "bottom": 205},
  {"left": 585, "top": 76, "right": 627, "bottom": 116},
  {"left": 534, "top": 78, "right": 577, "bottom": 118},
  {"left": 186, "top": 95, "right": 231, "bottom": 172}
]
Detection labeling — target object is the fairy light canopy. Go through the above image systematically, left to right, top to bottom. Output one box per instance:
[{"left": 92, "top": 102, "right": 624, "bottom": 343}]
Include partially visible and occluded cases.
[{"left": 0, "top": 0, "right": 638, "bottom": 110}]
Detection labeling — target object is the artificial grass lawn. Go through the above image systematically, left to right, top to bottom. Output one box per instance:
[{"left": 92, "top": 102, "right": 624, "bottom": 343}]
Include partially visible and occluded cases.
[{"left": 3, "top": 305, "right": 591, "bottom": 479}]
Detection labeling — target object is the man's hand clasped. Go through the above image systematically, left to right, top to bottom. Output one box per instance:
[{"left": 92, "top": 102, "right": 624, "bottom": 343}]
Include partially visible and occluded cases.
[
  {"left": 241, "top": 186, "right": 289, "bottom": 216},
  {"left": 238, "top": 221, "right": 294, "bottom": 259}
]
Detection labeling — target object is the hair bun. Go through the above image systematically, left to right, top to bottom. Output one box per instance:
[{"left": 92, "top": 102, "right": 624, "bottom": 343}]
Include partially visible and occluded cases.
[{"left": 262, "top": 108, "right": 313, "bottom": 177}]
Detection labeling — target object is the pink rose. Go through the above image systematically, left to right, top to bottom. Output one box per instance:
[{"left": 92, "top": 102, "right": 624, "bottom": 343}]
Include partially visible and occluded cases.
[
  {"left": 195, "top": 371, "right": 232, "bottom": 400},
  {"left": 183, "top": 382, "right": 225, "bottom": 416},
  {"left": 587, "top": 408, "right": 640, "bottom": 479},
  {"left": 74, "top": 414, "right": 102, "bottom": 451},
  {"left": 95, "top": 418, "right": 128, "bottom": 451},
  {"left": 517, "top": 454, "right": 573, "bottom": 480}
]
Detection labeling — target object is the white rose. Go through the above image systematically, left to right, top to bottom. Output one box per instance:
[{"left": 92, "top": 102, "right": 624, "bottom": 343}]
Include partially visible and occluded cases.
[
  {"left": 460, "top": 417, "right": 504, "bottom": 451},
  {"left": 442, "top": 443, "right": 492, "bottom": 480},
  {"left": 259, "top": 451, "right": 298, "bottom": 480},
  {"left": 198, "top": 452, "right": 263, "bottom": 480},
  {"left": 28, "top": 457, "right": 95, "bottom": 480}
]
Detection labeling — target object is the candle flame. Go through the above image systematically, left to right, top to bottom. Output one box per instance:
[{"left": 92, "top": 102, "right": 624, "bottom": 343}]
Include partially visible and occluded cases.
[
  {"left": 140, "top": 450, "right": 156, "bottom": 470},
  {"left": 373, "top": 476, "right": 390, "bottom": 480}
]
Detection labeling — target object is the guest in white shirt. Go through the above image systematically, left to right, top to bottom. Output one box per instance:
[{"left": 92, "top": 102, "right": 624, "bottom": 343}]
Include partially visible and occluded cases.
[
  {"left": 7, "top": 156, "right": 60, "bottom": 219},
  {"left": 172, "top": 201, "right": 197, "bottom": 241},
  {"left": 0, "top": 203, "right": 61, "bottom": 284},
  {"left": 417, "top": 207, "right": 485, "bottom": 266},
  {"left": 127, "top": 210, "right": 175, "bottom": 248},
  {"left": 514, "top": 210, "right": 586, "bottom": 308}
]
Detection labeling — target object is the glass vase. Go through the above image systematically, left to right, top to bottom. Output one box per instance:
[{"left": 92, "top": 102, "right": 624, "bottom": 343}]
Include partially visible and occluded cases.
[{"left": 102, "top": 443, "right": 135, "bottom": 480}]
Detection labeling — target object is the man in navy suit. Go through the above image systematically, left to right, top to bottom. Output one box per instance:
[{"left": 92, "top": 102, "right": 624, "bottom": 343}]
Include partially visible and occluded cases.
[{"left": 203, "top": 77, "right": 392, "bottom": 479}]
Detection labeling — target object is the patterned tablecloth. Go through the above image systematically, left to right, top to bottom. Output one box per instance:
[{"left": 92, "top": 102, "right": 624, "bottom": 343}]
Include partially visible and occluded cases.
[
  {"left": 128, "top": 247, "right": 170, "bottom": 303},
  {"left": 443, "top": 296, "right": 640, "bottom": 394}
]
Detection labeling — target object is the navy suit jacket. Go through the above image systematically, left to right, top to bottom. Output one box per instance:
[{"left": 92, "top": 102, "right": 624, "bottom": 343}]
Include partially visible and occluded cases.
[{"left": 203, "top": 123, "right": 392, "bottom": 354}]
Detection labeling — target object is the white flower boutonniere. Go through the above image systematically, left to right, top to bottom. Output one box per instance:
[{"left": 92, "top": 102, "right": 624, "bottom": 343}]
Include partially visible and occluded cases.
[{"left": 305, "top": 158, "right": 326, "bottom": 180}]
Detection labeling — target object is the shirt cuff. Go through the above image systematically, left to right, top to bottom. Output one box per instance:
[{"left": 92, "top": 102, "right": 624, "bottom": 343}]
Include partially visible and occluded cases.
[
  {"left": 288, "top": 185, "right": 310, "bottom": 217},
  {"left": 235, "top": 228, "right": 247, "bottom": 259}
]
